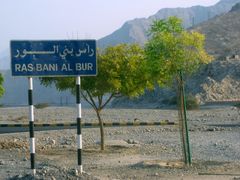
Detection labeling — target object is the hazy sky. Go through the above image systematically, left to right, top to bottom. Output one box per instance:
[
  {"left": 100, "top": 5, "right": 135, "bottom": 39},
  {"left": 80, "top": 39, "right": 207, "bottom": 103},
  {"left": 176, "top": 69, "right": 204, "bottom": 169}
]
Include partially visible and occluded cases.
[{"left": 0, "top": 0, "right": 219, "bottom": 51}]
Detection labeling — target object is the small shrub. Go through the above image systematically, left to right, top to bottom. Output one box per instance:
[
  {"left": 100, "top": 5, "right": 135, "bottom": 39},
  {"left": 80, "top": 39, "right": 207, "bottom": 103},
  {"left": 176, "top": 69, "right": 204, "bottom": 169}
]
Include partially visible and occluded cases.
[
  {"left": 162, "top": 94, "right": 199, "bottom": 110},
  {"left": 186, "top": 94, "right": 199, "bottom": 110},
  {"left": 162, "top": 96, "right": 177, "bottom": 106},
  {"left": 35, "top": 103, "right": 49, "bottom": 109},
  {"left": 234, "top": 103, "right": 240, "bottom": 108}
]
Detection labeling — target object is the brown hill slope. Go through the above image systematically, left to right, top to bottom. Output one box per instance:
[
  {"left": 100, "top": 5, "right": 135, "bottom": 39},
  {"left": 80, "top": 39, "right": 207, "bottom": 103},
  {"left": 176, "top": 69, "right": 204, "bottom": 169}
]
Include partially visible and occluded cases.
[
  {"left": 98, "top": 0, "right": 240, "bottom": 48},
  {"left": 187, "top": 4, "right": 240, "bottom": 102},
  {"left": 112, "top": 5, "right": 240, "bottom": 107},
  {"left": 193, "top": 5, "right": 240, "bottom": 58},
  {"left": 187, "top": 56, "right": 240, "bottom": 102}
]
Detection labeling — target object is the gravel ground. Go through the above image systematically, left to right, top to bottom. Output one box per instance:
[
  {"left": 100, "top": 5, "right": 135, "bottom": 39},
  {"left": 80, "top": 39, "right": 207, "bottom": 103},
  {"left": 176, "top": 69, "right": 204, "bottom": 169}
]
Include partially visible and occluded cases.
[{"left": 0, "top": 106, "right": 239, "bottom": 179}]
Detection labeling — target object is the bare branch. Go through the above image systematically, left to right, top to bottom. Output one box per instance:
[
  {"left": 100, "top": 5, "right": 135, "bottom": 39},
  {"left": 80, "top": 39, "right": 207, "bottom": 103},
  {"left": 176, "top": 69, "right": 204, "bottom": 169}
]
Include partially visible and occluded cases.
[
  {"left": 86, "top": 90, "right": 98, "bottom": 111},
  {"left": 80, "top": 91, "right": 95, "bottom": 108},
  {"left": 101, "top": 93, "right": 114, "bottom": 110},
  {"left": 98, "top": 95, "right": 102, "bottom": 108}
]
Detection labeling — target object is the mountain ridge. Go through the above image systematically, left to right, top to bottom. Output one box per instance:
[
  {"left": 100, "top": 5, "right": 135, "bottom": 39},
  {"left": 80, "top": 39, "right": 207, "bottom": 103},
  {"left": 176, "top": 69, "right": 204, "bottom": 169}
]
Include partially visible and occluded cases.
[
  {"left": 1, "top": 0, "right": 240, "bottom": 106},
  {"left": 98, "top": 0, "right": 240, "bottom": 48},
  {"left": 112, "top": 6, "right": 240, "bottom": 107}
]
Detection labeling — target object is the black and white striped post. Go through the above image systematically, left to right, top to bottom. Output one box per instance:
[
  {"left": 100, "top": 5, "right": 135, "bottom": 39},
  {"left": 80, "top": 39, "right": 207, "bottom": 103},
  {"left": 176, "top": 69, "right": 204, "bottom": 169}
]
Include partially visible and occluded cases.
[
  {"left": 76, "top": 76, "right": 83, "bottom": 174},
  {"left": 28, "top": 77, "right": 36, "bottom": 175}
]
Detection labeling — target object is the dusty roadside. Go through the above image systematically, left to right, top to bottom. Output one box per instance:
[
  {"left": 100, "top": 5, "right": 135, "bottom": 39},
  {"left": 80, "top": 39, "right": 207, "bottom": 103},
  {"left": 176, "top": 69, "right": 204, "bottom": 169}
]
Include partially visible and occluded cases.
[{"left": 0, "top": 106, "right": 239, "bottom": 179}]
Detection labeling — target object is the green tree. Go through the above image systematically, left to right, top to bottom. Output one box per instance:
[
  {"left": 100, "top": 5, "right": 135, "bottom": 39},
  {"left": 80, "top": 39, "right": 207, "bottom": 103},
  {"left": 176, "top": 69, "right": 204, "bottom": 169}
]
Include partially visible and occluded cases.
[
  {"left": 145, "top": 16, "right": 213, "bottom": 86},
  {"left": 145, "top": 16, "right": 213, "bottom": 165},
  {"left": 41, "top": 44, "right": 151, "bottom": 150},
  {"left": 0, "top": 73, "right": 4, "bottom": 98}
]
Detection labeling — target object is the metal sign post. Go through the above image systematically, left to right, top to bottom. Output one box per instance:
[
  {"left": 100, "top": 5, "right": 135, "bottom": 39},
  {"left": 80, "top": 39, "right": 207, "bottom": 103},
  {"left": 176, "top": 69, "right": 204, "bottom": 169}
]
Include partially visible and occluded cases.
[
  {"left": 10, "top": 40, "right": 97, "bottom": 176},
  {"left": 76, "top": 76, "right": 82, "bottom": 174},
  {"left": 28, "top": 77, "right": 36, "bottom": 175}
]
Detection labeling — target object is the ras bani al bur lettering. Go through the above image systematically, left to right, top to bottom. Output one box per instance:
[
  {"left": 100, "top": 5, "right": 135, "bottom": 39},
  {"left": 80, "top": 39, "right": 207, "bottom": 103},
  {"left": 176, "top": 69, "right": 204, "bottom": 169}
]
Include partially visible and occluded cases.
[{"left": 13, "top": 43, "right": 95, "bottom": 73}]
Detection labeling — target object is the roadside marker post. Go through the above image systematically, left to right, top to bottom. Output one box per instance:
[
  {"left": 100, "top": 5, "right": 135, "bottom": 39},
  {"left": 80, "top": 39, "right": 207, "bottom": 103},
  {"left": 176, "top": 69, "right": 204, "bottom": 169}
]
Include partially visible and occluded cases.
[
  {"left": 10, "top": 40, "right": 97, "bottom": 176},
  {"left": 76, "top": 76, "right": 83, "bottom": 174},
  {"left": 28, "top": 77, "right": 36, "bottom": 175}
]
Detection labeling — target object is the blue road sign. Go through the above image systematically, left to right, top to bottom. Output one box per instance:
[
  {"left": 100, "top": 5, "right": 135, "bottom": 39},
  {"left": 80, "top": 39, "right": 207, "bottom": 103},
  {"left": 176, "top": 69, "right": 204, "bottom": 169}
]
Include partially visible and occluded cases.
[{"left": 10, "top": 40, "right": 97, "bottom": 76}]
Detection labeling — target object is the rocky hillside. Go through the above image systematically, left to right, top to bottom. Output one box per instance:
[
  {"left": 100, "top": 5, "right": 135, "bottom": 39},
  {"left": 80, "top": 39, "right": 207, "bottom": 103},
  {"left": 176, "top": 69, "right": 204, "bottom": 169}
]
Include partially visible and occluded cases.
[
  {"left": 1, "top": 0, "right": 240, "bottom": 106},
  {"left": 98, "top": 0, "right": 240, "bottom": 48},
  {"left": 186, "top": 3, "right": 240, "bottom": 102},
  {"left": 193, "top": 3, "right": 240, "bottom": 58},
  {"left": 112, "top": 4, "right": 240, "bottom": 107},
  {"left": 187, "top": 55, "right": 240, "bottom": 102}
]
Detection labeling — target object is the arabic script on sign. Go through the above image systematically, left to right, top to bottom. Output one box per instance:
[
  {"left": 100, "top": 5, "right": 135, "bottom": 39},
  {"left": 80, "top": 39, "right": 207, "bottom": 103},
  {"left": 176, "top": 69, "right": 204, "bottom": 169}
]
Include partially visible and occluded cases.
[{"left": 14, "top": 43, "right": 95, "bottom": 60}]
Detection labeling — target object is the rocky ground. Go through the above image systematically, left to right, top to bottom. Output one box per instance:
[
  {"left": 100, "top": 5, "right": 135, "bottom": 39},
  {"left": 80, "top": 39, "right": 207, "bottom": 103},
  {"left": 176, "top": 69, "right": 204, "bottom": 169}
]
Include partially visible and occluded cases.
[{"left": 0, "top": 105, "right": 240, "bottom": 179}]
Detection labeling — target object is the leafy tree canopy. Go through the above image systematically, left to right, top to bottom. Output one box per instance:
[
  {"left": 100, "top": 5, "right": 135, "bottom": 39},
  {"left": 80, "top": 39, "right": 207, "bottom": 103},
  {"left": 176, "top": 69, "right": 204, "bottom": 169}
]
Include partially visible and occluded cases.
[
  {"left": 145, "top": 16, "right": 213, "bottom": 86},
  {"left": 40, "top": 43, "right": 151, "bottom": 150},
  {"left": 41, "top": 43, "right": 151, "bottom": 109}
]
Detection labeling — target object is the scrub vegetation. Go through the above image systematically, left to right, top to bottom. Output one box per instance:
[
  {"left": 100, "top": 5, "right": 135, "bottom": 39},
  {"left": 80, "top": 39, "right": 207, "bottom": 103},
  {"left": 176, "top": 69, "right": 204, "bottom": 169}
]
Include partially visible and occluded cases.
[
  {"left": 40, "top": 17, "right": 212, "bottom": 150},
  {"left": 40, "top": 44, "right": 150, "bottom": 150}
]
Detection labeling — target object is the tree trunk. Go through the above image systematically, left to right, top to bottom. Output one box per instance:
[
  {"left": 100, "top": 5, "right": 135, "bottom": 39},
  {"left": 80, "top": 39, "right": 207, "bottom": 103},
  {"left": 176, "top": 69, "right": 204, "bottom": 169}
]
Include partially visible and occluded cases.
[{"left": 96, "top": 110, "right": 105, "bottom": 150}]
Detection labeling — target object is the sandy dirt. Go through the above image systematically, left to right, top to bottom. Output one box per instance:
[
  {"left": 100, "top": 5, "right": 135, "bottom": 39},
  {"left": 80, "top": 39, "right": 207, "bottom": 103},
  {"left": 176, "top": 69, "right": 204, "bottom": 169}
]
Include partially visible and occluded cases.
[{"left": 0, "top": 106, "right": 240, "bottom": 179}]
